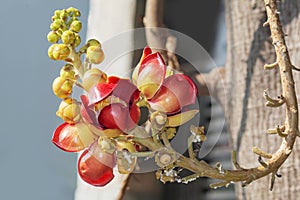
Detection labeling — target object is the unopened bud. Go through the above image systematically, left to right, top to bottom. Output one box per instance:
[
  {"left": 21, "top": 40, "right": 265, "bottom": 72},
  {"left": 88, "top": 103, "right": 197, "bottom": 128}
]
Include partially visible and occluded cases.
[
  {"left": 60, "top": 9, "right": 68, "bottom": 21},
  {"left": 50, "top": 19, "right": 63, "bottom": 31},
  {"left": 70, "top": 20, "right": 82, "bottom": 33},
  {"left": 61, "top": 30, "right": 75, "bottom": 45},
  {"left": 47, "top": 31, "right": 60, "bottom": 43},
  {"left": 74, "top": 34, "right": 81, "bottom": 47},
  {"left": 87, "top": 39, "right": 102, "bottom": 48},
  {"left": 48, "top": 44, "right": 58, "bottom": 60},
  {"left": 52, "top": 44, "right": 70, "bottom": 60},
  {"left": 86, "top": 46, "right": 104, "bottom": 64},
  {"left": 60, "top": 64, "right": 76, "bottom": 80},
  {"left": 82, "top": 68, "right": 107, "bottom": 91},
  {"left": 52, "top": 77, "right": 73, "bottom": 98},
  {"left": 56, "top": 98, "right": 81, "bottom": 123}
]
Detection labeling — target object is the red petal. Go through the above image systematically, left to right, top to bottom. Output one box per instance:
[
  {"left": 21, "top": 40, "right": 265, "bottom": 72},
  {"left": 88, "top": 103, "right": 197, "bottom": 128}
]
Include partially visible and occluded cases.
[
  {"left": 132, "top": 47, "right": 152, "bottom": 84},
  {"left": 137, "top": 52, "right": 166, "bottom": 99},
  {"left": 149, "top": 74, "right": 197, "bottom": 114},
  {"left": 107, "top": 76, "right": 120, "bottom": 84},
  {"left": 109, "top": 78, "right": 140, "bottom": 104},
  {"left": 88, "top": 83, "right": 117, "bottom": 105},
  {"left": 80, "top": 95, "right": 98, "bottom": 125},
  {"left": 98, "top": 103, "right": 140, "bottom": 132},
  {"left": 52, "top": 123, "right": 85, "bottom": 152},
  {"left": 78, "top": 143, "right": 115, "bottom": 187}
]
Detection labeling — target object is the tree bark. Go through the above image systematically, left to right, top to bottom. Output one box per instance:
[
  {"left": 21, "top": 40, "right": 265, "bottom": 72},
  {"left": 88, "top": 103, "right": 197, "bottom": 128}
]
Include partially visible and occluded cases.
[
  {"left": 75, "top": 0, "right": 136, "bottom": 199},
  {"left": 225, "top": 0, "right": 300, "bottom": 199}
]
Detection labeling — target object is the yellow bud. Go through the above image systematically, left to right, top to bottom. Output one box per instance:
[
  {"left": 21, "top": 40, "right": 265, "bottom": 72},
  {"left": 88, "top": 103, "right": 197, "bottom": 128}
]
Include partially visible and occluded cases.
[
  {"left": 66, "top": 7, "right": 76, "bottom": 14},
  {"left": 60, "top": 9, "right": 68, "bottom": 21},
  {"left": 54, "top": 10, "right": 61, "bottom": 18},
  {"left": 74, "top": 10, "right": 81, "bottom": 17},
  {"left": 50, "top": 19, "right": 63, "bottom": 31},
  {"left": 70, "top": 20, "right": 82, "bottom": 33},
  {"left": 61, "top": 30, "right": 75, "bottom": 45},
  {"left": 47, "top": 31, "right": 60, "bottom": 43},
  {"left": 74, "top": 34, "right": 81, "bottom": 47},
  {"left": 87, "top": 39, "right": 102, "bottom": 48},
  {"left": 48, "top": 44, "right": 58, "bottom": 60},
  {"left": 52, "top": 44, "right": 70, "bottom": 60},
  {"left": 86, "top": 46, "right": 105, "bottom": 64},
  {"left": 60, "top": 64, "right": 76, "bottom": 80},
  {"left": 82, "top": 68, "right": 107, "bottom": 91},
  {"left": 52, "top": 77, "right": 73, "bottom": 98},
  {"left": 56, "top": 98, "right": 81, "bottom": 123}
]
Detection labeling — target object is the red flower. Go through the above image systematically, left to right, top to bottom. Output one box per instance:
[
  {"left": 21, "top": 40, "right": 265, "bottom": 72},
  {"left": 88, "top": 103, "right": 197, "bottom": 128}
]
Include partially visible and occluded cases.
[
  {"left": 51, "top": 46, "right": 199, "bottom": 188},
  {"left": 132, "top": 47, "right": 198, "bottom": 125},
  {"left": 81, "top": 76, "right": 141, "bottom": 132},
  {"left": 52, "top": 122, "right": 116, "bottom": 187},
  {"left": 78, "top": 142, "right": 115, "bottom": 187}
]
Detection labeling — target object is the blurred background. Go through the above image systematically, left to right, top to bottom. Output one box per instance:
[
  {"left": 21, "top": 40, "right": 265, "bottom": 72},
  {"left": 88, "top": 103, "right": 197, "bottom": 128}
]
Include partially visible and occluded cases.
[
  {"left": 0, "top": 0, "right": 232, "bottom": 199},
  {"left": 0, "top": 0, "right": 88, "bottom": 199}
]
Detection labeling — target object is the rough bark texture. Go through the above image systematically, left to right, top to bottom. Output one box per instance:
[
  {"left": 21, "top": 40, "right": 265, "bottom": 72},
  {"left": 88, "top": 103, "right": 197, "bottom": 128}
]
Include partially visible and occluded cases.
[{"left": 225, "top": 1, "right": 300, "bottom": 199}]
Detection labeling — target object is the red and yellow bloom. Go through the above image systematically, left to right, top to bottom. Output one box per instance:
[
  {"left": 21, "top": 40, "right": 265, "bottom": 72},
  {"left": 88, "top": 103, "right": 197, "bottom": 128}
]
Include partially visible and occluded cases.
[{"left": 51, "top": 46, "right": 198, "bottom": 187}]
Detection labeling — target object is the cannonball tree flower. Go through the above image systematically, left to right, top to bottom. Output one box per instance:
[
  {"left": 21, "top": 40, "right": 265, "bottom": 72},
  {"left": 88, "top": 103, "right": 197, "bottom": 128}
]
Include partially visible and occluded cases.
[
  {"left": 132, "top": 47, "right": 198, "bottom": 127},
  {"left": 81, "top": 76, "right": 141, "bottom": 134},
  {"left": 52, "top": 118, "right": 116, "bottom": 187}
]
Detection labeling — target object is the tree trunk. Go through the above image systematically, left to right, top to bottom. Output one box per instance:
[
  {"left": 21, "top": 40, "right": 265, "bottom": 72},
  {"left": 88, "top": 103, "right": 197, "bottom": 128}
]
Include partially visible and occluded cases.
[
  {"left": 75, "top": 0, "right": 136, "bottom": 199},
  {"left": 225, "top": 0, "right": 300, "bottom": 199}
]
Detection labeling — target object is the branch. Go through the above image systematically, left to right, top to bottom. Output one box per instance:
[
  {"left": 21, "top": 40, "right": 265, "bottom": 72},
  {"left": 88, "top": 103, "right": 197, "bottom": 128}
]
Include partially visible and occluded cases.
[
  {"left": 130, "top": 0, "right": 299, "bottom": 190},
  {"left": 144, "top": 0, "right": 180, "bottom": 70},
  {"left": 116, "top": 174, "right": 131, "bottom": 200}
]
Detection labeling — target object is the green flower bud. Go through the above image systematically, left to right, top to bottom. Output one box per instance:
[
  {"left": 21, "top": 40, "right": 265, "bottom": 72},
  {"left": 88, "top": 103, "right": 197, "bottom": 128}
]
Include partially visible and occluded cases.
[
  {"left": 70, "top": 20, "right": 82, "bottom": 33},
  {"left": 61, "top": 30, "right": 75, "bottom": 44},
  {"left": 47, "top": 31, "right": 60, "bottom": 43},
  {"left": 74, "top": 34, "right": 81, "bottom": 47},
  {"left": 87, "top": 39, "right": 102, "bottom": 48},
  {"left": 48, "top": 44, "right": 58, "bottom": 60},
  {"left": 52, "top": 44, "right": 70, "bottom": 60},
  {"left": 86, "top": 46, "right": 105, "bottom": 64},
  {"left": 60, "top": 64, "right": 76, "bottom": 80},
  {"left": 82, "top": 68, "right": 107, "bottom": 91},
  {"left": 52, "top": 77, "right": 73, "bottom": 99},
  {"left": 56, "top": 97, "right": 81, "bottom": 123}
]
